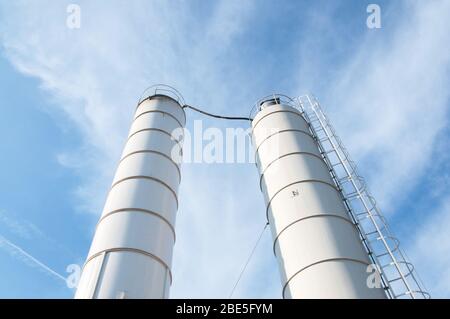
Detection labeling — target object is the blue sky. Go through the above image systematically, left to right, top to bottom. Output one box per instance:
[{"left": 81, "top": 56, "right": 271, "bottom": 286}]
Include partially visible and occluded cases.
[{"left": 0, "top": 0, "right": 449, "bottom": 298}]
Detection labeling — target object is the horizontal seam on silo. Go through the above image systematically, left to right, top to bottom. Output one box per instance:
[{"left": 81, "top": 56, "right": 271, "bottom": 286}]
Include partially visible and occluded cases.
[
  {"left": 136, "top": 95, "right": 186, "bottom": 125},
  {"left": 134, "top": 110, "right": 184, "bottom": 128},
  {"left": 251, "top": 110, "right": 305, "bottom": 133},
  {"left": 126, "top": 128, "right": 183, "bottom": 152},
  {"left": 127, "top": 128, "right": 183, "bottom": 147},
  {"left": 254, "top": 129, "right": 315, "bottom": 163},
  {"left": 119, "top": 150, "right": 181, "bottom": 183},
  {"left": 259, "top": 152, "right": 326, "bottom": 190},
  {"left": 110, "top": 176, "right": 179, "bottom": 208},
  {"left": 265, "top": 180, "right": 339, "bottom": 221},
  {"left": 96, "top": 208, "right": 176, "bottom": 242},
  {"left": 272, "top": 214, "right": 355, "bottom": 256},
  {"left": 85, "top": 247, "right": 173, "bottom": 284},
  {"left": 281, "top": 257, "right": 371, "bottom": 299}
]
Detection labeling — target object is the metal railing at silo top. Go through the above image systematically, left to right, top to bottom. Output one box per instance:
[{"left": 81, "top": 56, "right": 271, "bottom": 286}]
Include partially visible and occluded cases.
[
  {"left": 138, "top": 84, "right": 186, "bottom": 106},
  {"left": 292, "top": 95, "right": 430, "bottom": 299}
]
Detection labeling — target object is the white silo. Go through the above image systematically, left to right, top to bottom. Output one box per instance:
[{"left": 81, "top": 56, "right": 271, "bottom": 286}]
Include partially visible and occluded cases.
[
  {"left": 75, "top": 85, "right": 185, "bottom": 299},
  {"left": 251, "top": 95, "right": 386, "bottom": 299}
]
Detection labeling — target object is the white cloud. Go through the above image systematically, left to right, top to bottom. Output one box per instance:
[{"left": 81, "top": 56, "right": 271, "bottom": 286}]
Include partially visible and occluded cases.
[
  {"left": 0, "top": 0, "right": 279, "bottom": 298},
  {"left": 0, "top": 0, "right": 258, "bottom": 213},
  {"left": 301, "top": 0, "right": 450, "bottom": 210},
  {"left": 409, "top": 195, "right": 450, "bottom": 297},
  {"left": 0, "top": 210, "right": 45, "bottom": 240},
  {"left": 0, "top": 235, "right": 67, "bottom": 283}
]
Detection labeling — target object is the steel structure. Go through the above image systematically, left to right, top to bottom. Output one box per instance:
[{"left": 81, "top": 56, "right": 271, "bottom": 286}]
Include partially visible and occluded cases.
[
  {"left": 75, "top": 84, "right": 429, "bottom": 299},
  {"left": 75, "top": 85, "right": 185, "bottom": 299},
  {"left": 251, "top": 94, "right": 429, "bottom": 299},
  {"left": 297, "top": 95, "right": 430, "bottom": 299},
  {"left": 251, "top": 96, "right": 385, "bottom": 298}
]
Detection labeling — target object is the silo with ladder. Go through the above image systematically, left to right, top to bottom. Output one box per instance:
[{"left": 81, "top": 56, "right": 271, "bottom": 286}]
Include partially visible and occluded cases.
[{"left": 251, "top": 95, "right": 386, "bottom": 299}]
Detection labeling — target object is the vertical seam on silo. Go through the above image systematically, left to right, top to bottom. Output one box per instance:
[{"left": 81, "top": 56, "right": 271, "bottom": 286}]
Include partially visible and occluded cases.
[{"left": 85, "top": 248, "right": 173, "bottom": 284}]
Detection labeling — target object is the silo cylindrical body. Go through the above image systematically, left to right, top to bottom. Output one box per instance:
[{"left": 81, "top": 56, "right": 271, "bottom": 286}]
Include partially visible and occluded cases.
[
  {"left": 75, "top": 94, "right": 185, "bottom": 299},
  {"left": 251, "top": 99, "right": 386, "bottom": 299}
]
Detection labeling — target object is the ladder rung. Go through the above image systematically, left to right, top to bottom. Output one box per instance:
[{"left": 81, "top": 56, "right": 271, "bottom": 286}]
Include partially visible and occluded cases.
[
  {"left": 323, "top": 149, "right": 337, "bottom": 156},
  {"left": 331, "top": 162, "right": 343, "bottom": 167},
  {"left": 363, "top": 229, "right": 381, "bottom": 237},
  {"left": 387, "top": 276, "right": 405, "bottom": 284}
]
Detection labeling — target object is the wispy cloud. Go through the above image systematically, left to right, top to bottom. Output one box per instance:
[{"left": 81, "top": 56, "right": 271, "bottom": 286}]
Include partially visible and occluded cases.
[
  {"left": 0, "top": 0, "right": 271, "bottom": 298},
  {"left": 295, "top": 0, "right": 450, "bottom": 210},
  {"left": 0, "top": 210, "right": 45, "bottom": 240},
  {"left": 0, "top": 210, "right": 76, "bottom": 261},
  {"left": 0, "top": 235, "right": 67, "bottom": 283}
]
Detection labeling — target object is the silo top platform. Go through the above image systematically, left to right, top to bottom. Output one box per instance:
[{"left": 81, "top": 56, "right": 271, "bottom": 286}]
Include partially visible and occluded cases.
[
  {"left": 138, "top": 84, "right": 185, "bottom": 107},
  {"left": 249, "top": 94, "right": 299, "bottom": 119}
]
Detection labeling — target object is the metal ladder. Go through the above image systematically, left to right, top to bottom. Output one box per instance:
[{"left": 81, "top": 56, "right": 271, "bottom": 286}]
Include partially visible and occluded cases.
[{"left": 294, "top": 95, "right": 430, "bottom": 299}]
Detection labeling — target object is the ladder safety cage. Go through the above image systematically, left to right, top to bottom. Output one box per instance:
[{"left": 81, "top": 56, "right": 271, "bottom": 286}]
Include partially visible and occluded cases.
[{"left": 294, "top": 95, "right": 430, "bottom": 299}]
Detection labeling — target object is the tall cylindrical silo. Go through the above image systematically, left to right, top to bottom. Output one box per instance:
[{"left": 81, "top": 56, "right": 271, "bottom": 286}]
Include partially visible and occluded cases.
[
  {"left": 75, "top": 90, "right": 185, "bottom": 299},
  {"left": 251, "top": 96, "right": 386, "bottom": 299}
]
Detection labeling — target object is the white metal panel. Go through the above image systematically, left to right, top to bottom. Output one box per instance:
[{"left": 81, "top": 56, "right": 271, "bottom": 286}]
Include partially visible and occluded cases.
[
  {"left": 135, "top": 97, "right": 186, "bottom": 127},
  {"left": 252, "top": 101, "right": 385, "bottom": 299},
  {"left": 252, "top": 105, "right": 309, "bottom": 148},
  {"left": 129, "top": 112, "right": 182, "bottom": 141},
  {"left": 121, "top": 130, "right": 182, "bottom": 165},
  {"left": 256, "top": 130, "right": 320, "bottom": 171},
  {"left": 113, "top": 152, "right": 180, "bottom": 191},
  {"left": 260, "top": 154, "right": 334, "bottom": 201},
  {"left": 102, "top": 179, "right": 177, "bottom": 224},
  {"left": 267, "top": 182, "right": 351, "bottom": 243},
  {"left": 88, "top": 211, "right": 175, "bottom": 266},
  {"left": 274, "top": 216, "right": 371, "bottom": 279},
  {"left": 85, "top": 251, "right": 169, "bottom": 299},
  {"left": 74, "top": 252, "right": 105, "bottom": 298},
  {"left": 285, "top": 261, "right": 382, "bottom": 299}
]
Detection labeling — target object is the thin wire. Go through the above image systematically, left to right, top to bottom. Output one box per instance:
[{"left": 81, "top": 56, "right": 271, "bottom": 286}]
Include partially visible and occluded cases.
[
  {"left": 183, "top": 104, "right": 253, "bottom": 121},
  {"left": 228, "top": 222, "right": 269, "bottom": 298}
]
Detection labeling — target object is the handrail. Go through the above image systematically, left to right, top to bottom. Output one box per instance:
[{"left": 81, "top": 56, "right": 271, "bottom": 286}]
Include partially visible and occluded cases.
[
  {"left": 138, "top": 84, "right": 186, "bottom": 106},
  {"left": 249, "top": 93, "right": 297, "bottom": 119},
  {"left": 295, "top": 94, "right": 430, "bottom": 299}
]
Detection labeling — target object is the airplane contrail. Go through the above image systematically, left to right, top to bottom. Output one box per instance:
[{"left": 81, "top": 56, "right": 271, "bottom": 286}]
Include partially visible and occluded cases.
[{"left": 0, "top": 235, "right": 67, "bottom": 283}]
